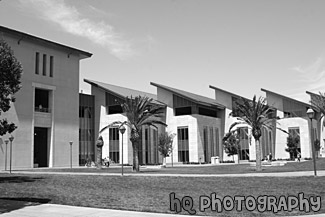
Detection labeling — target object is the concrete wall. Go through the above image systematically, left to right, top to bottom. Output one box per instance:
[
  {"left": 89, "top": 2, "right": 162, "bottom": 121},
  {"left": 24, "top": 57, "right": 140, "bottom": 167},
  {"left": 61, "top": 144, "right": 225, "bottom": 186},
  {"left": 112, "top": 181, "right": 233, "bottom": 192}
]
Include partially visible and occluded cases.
[
  {"left": 0, "top": 32, "right": 85, "bottom": 169},
  {"left": 91, "top": 86, "right": 133, "bottom": 164},
  {"left": 212, "top": 88, "right": 254, "bottom": 161},
  {"left": 275, "top": 116, "right": 311, "bottom": 159}
]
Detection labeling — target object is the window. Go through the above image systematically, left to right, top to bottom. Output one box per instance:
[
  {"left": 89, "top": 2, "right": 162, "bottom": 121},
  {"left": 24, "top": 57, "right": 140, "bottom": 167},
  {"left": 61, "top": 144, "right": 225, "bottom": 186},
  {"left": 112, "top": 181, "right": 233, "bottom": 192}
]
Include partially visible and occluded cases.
[
  {"left": 35, "top": 52, "right": 39, "bottom": 74},
  {"left": 42, "top": 54, "right": 47, "bottom": 76},
  {"left": 50, "top": 56, "right": 54, "bottom": 77},
  {"left": 35, "top": 88, "right": 50, "bottom": 112},
  {"left": 107, "top": 105, "right": 123, "bottom": 114},
  {"left": 79, "top": 106, "right": 92, "bottom": 118},
  {"left": 175, "top": 106, "right": 192, "bottom": 116},
  {"left": 198, "top": 107, "right": 218, "bottom": 118},
  {"left": 177, "top": 127, "right": 189, "bottom": 162},
  {"left": 203, "top": 127, "right": 208, "bottom": 163},
  {"left": 210, "top": 127, "right": 214, "bottom": 158},
  {"left": 238, "top": 127, "right": 249, "bottom": 160},
  {"left": 239, "top": 127, "right": 248, "bottom": 140},
  {"left": 109, "top": 128, "right": 119, "bottom": 163},
  {"left": 145, "top": 128, "right": 150, "bottom": 164},
  {"left": 152, "top": 128, "right": 158, "bottom": 164},
  {"left": 215, "top": 128, "right": 219, "bottom": 157}
]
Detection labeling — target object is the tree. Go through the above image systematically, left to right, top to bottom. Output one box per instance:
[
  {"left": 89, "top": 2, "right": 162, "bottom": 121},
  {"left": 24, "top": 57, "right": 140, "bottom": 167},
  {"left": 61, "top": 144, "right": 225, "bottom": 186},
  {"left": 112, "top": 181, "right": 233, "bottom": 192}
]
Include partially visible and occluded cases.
[
  {"left": 0, "top": 39, "right": 23, "bottom": 136},
  {"left": 100, "top": 95, "right": 166, "bottom": 172},
  {"left": 229, "top": 96, "right": 286, "bottom": 171},
  {"left": 222, "top": 131, "right": 240, "bottom": 163},
  {"left": 158, "top": 132, "right": 176, "bottom": 167},
  {"left": 285, "top": 135, "right": 300, "bottom": 160}
]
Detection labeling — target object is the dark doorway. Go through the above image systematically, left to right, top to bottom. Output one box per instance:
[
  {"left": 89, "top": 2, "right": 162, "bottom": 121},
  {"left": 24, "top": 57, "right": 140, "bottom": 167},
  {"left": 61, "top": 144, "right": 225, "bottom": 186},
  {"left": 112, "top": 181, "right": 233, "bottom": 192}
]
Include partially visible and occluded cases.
[{"left": 34, "top": 127, "right": 48, "bottom": 167}]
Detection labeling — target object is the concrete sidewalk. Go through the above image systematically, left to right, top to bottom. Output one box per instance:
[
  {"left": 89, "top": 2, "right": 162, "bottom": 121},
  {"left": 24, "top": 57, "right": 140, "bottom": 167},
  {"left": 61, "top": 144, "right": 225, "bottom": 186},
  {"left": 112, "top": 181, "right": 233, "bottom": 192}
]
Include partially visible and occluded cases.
[
  {"left": 5, "top": 170, "right": 325, "bottom": 177},
  {"left": 0, "top": 201, "right": 324, "bottom": 217},
  {"left": 0, "top": 202, "right": 188, "bottom": 217}
]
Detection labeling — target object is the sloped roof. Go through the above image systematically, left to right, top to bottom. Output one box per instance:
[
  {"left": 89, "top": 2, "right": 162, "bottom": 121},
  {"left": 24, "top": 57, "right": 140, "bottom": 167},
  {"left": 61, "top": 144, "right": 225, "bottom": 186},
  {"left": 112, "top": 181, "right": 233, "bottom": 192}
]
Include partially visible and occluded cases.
[
  {"left": 0, "top": 25, "right": 92, "bottom": 59},
  {"left": 84, "top": 79, "right": 164, "bottom": 105},
  {"left": 150, "top": 82, "right": 225, "bottom": 109},
  {"left": 209, "top": 85, "right": 251, "bottom": 101},
  {"left": 261, "top": 88, "right": 312, "bottom": 108}
]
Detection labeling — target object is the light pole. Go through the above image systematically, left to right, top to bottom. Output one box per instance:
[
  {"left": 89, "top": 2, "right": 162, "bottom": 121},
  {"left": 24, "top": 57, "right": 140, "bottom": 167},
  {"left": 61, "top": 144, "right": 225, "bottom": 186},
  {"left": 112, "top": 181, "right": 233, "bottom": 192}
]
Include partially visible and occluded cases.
[
  {"left": 307, "top": 108, "right": 317, "bottom": 177},
  {"left": 119, "top": 125, "right": 126, "bottom": 176},
  {"left": 9, "top": 135, "right": 14, "bottom": 174},
  {"left": 4, "top": 140, "right": 8, "bottom": 171},
  {"left": 69, "top": 141, "right": 73, "bottom": 168}
]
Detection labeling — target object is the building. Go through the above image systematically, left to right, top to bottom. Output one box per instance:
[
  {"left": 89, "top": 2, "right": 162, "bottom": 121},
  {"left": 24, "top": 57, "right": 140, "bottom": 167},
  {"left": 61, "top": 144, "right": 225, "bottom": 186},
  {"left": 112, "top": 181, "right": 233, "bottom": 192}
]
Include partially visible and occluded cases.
[
  {"left": 0, "top": 26, "right": 92, "bottom": 169},
  {"left": 84, "top": 79, "right": 165, "bottom": 165},
  {"left": 151, "top": 82, "right": 225, "bottom": 164},
  {"left": 209, "top": 85, "right": 258, "bottom": 161},
  {"left": 210, "top": 85, "right": 319, "bottom": 161},
  {"left": 262, "top": 89, "right": 319, "bottom": 159},
  {"left": 79, "top": 93, "right": 95, "bottom": 165}
]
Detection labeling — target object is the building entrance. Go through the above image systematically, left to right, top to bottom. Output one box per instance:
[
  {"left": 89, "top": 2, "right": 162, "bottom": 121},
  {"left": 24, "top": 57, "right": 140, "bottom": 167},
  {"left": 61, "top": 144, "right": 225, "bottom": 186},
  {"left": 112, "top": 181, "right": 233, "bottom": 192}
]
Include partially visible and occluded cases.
[{"left": 34, "top": 127, "right": 48, "bottom": 167}]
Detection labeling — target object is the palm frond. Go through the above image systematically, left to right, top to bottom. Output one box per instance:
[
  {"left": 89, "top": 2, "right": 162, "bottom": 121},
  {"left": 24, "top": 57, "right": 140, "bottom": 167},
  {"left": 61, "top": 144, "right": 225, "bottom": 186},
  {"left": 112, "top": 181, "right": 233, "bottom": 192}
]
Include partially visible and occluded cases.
[{"left": 99, "top": 121, "right": 124, "bottom": 134}]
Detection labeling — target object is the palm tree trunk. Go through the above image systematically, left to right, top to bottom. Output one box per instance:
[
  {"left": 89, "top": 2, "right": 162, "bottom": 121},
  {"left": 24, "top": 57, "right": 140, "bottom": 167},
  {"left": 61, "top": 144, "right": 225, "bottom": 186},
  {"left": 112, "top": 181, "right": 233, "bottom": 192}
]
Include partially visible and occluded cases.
[
  {"left": 95, "top": 136, "right": 104, "bottom": 170},
  {"left": 255, "top": 139, "right": 262, "bottom": 171},
  {"left": 132, "top": 141, "right": 140, "bottom": 172},
  {"left": 96, "top": 146, "right": 102, "bottom": 170}
]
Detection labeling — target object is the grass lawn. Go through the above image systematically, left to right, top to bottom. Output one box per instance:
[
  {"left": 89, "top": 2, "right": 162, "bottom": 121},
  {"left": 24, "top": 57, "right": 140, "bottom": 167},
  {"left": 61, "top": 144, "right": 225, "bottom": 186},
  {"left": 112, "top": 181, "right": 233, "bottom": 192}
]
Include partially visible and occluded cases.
[
  {"left": 22, "top": 158, "right": 325, "bottom": 175},
  {"left": 0, "top": 173, "right": 324, "bottom": 216}
]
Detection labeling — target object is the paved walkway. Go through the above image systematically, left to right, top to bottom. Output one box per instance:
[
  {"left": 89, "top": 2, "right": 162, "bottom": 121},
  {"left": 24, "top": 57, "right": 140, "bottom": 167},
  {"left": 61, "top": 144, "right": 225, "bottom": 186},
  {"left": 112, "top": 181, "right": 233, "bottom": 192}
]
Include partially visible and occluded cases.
[
  {"left": 5, "top": 170, "right": 325, "bottom": 177},
  {"left": 1, "top": 199, "right": 324, "bottom": 217},
  {"left": 0, "top": 201, "right": 188, "bottom": 217}
]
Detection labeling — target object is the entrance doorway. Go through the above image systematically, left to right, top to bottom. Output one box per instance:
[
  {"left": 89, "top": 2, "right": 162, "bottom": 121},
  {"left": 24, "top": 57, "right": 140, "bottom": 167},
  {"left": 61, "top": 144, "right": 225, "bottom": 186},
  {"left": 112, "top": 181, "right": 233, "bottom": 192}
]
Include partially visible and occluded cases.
[{"left": 34, "top": 127, "right": 48, "bottom": 167}]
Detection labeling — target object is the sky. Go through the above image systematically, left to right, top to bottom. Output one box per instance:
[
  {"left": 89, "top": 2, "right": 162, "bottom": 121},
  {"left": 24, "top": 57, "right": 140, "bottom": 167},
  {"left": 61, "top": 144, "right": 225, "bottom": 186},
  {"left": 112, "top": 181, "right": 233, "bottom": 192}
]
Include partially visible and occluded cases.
[{"left": 1, "top": 0, "right": 325, "bottom": 103}]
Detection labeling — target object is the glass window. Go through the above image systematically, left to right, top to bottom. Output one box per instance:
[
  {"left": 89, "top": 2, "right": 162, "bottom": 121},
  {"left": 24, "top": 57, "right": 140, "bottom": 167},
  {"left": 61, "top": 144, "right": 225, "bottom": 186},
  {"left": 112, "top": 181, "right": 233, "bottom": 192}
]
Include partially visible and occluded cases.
[{"left": 35, "top": 52, "right": 39, "bottom": 74}]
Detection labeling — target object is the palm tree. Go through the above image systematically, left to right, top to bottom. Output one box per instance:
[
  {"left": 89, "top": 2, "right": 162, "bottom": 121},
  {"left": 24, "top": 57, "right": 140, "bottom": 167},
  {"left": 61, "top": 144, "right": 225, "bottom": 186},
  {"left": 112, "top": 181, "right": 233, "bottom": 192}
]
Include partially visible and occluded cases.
[
  {"left": 310, "top": 92, "right": 325, "bottom": 126},
  {"left": 99, "top": 95, "right": 167, "bottom": 172},
  {"left": 229, "top": 95, "right": 282, "bottom": 171}
]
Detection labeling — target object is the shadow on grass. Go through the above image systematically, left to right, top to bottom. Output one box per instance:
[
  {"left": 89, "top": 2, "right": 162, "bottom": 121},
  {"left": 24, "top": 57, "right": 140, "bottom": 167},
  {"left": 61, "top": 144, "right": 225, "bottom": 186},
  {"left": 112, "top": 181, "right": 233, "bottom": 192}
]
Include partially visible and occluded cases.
[
  {"left": 0, "top": 176, "right": 44, "bottom": 183},
  {"left": 0, "top": 197, "right": 51, "bottom": 214}
]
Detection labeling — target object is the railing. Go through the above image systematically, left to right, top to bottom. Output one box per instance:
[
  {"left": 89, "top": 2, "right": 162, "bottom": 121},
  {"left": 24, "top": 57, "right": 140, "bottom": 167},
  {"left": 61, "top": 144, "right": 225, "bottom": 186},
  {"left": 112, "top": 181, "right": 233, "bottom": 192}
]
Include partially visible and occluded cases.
[{"left": 35, "top": 107, "right": 51, "bottom": 113}]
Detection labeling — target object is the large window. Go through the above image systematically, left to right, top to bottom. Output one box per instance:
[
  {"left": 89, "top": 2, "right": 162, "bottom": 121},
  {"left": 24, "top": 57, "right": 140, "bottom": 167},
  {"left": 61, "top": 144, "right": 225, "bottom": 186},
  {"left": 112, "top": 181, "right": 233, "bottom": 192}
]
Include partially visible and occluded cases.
[
  {"left": 35, "top": 88, "right": 50, "bottom": 113},
  {"left": 106, "top": 92, "right": 124, "bottom": 114},
  {"left": 79, "top": 94, "right": 95, "bottom": 165},
  {"left": 79, "top": 106, "right": 92, "bottom": 118},
  {"left": 175, "top": 106, "right": 192, "bottom": 116},
  {"left": 198, "top": 107, "right": 218, "bottom": 118},
  {"left": 178, "top": 127, "right": 189, "bottom": 162},
  {"left": 203, "top": 127, "right": 208, "bottom": 163},
  {"left": 238, "top": 127, "right": 249, "bottom": 160},
  {"left": 109, "top": 128, "right": 120, "bottom": 163},
  {"left": 145, "top": 128, "right": 150, "bottom": 164},
  {"left": 152, "top": 128, "right": 158, "bottom": 164},
  {"left": 215, "top": 128, "right": 220, "bottom": 157}
]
